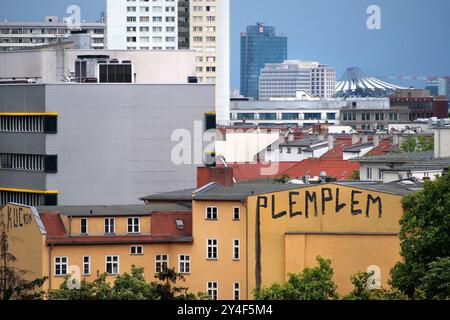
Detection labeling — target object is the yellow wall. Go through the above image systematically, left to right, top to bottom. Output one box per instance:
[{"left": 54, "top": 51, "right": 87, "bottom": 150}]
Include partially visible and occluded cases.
[
  {"left": 2, "top": 183, "right": 406, "bottom": 299},
  {"left": 247, "top": 184, "right": 404, "bottom": 297},
  {"left": 189, "top": 200, "right": 247, "bottom": 299},
  {"left": 0, "top": 204, "right": 46, "bottom": 281},
  {"left": 69, "top": 216, "right": 152, "bottom": 236},
  {"left": 285, "top": 234, "right": 400, "bottom": 294},
  {"left": 48, "top": 243, "right": 192, "bottom": 290}
]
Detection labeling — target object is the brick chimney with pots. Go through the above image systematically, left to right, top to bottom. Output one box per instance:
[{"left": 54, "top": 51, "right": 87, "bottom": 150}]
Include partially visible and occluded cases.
[{"left": 197, "top": 166, "right": 234, "bottom": 188}]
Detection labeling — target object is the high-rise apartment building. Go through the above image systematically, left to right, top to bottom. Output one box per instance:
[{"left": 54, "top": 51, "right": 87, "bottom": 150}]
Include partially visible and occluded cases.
[
  {"left": 105, "top": 0, "right": 230, "bottom": 125},
  {"left": 106, "top": 0, "right": 179, "bottom": 51},
  {"left": 189, "top": 0, "right": 218, "bottom": 85},
  {"left": 0, "top": 16, "right": 105, "bottom": 51},
  {"left": 240, "top": 23, "right": 287, "bottom": 100},
  {"left": 259, "top": 60, "right": 336, "bottom": 100}
]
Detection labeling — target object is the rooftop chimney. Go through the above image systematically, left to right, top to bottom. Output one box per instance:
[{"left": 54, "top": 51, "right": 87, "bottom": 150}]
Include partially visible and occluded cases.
[
  {"left": 434, "top": 127, "right": 450, "bottom": 159},
  {"left": 352, "top": 134, "right": 360, "bottom": 145},
  {"left": 327, "top": 135, "right": 334, "bottom": 151},
  {"left": 373, "top": 135, "right": 380, "bottom": 147},
  {"left": 197, "top": 166, "right": 234, "bottom": 189}
]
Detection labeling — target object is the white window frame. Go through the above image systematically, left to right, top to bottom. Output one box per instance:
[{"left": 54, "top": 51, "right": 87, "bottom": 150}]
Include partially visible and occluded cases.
[
  {"left": 367, "top": 167, "right": 373, "bottom": 180},
  {"left": 205, "top": 206, "right": 218, "bottom": 220},
  {"left": 233, "top": 207, "right": 240, "bottom": 221},
  {"left": 127, "top": 217, "right": 141, "bottom": 234},
  {"left": 80, "top": 218, "right": 88, "bottom": 235},
  {"left": 104, "top": 218, "right": 115, "bottom": 234},
  {"left": 206, "top": 238, "right": 218, "bottom": 260},
  {"left": 233, "top": 239, "right": 240, "bottom": 261},
  {"left": 130, "top": 245, "right": 144, "bottom": 255},
  {"left": 155, "top": 254, "right": 169, "bottom": 273},
  {"left": 178, "top": 254, "right": 191, "bottom": 274},
  {"left": 105, "top": 255, "right": 120, "bottom": 275},
  {"left": 54, "top": 256, "right": 68, "bottom": 276},
  {"left": 83, "top": 256, "right": 90, "bottom": 276},
  {"left": 207, "top": 281, "right": 218, "bottom": 300},
  {"left": 233, "top": 282, "right": 240, "bottom": 300}
]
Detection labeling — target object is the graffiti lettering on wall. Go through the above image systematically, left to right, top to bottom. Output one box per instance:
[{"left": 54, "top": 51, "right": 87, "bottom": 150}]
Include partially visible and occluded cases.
[
  {"left": 257, "top": 187, "right": 383, "bottom": 220},
  {"left": 6, "top": 207, "right": 33, "bottom": 231}
]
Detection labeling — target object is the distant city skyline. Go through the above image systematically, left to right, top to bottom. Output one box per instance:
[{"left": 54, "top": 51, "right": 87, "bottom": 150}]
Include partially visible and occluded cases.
[{"left": 1, "top": 0, "right": 449, "bottom": 90}]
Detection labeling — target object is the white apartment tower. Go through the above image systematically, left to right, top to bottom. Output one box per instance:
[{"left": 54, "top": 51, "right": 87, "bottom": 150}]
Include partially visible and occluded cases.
[
  {"left": 105, "top": 0, "right": 230, "bottom": 124},
  {"left": 106, "top": 0, "right": 179, "bottom": 50},
  {"left": 259, "top": 60, "right": 336, "bottom": 100}
]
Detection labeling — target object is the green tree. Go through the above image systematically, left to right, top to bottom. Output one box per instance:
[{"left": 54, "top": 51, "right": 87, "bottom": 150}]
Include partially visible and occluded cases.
[
  {"left": 400, "top": 136, "right": 433, "bottom": 153},
  {"left": 350, "top": 170, "right": 360, "bottom": 181},
  {"left": 390, "top": 171, "right": 450, "bottom": 299},
  {"left": 254, "top": 256, "right": 338, "bottom": 300},
  {"left": 419, "top": 257, "right": 450, "bottom": 300},
  {"left": 48, "top": 265, "right": 205, "bottom": 300},
  {"left": 344, "top": 272, "right": 407, "bottom": 300}
]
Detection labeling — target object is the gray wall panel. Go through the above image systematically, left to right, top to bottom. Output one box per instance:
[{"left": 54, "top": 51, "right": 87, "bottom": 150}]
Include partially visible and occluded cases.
[{"left": 44, "top": 84, "right": 215, "bottom": 205}]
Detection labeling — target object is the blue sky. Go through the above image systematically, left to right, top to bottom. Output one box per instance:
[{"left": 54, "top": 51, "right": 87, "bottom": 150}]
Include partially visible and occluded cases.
[{"left": 1, "top": 0, "right": 449, "bottom": 89}]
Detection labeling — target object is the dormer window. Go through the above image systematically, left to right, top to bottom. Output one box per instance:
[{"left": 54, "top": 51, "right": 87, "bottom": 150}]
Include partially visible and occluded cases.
[
  {"left": 128, "top": 217, "right": 140, "bottom": 234},
  {"left": 80, "top": 218, "right": 88, "bottom": 235},
  {"left": 104, "top": 218, "right": 115, "bottom": 235}
]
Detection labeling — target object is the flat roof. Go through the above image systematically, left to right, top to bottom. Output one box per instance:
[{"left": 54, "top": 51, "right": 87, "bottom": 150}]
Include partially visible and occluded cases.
[{"left": 36, "top": 205, "right": 150, "bottom": 217}]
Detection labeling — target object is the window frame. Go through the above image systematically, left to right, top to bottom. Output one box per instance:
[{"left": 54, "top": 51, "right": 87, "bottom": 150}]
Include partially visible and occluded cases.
[
  {"left": 205, "top": 206, "right": 218, "bottom": 220},
  {"left": 232, "top": 207, "right": 240, "bottom": 221},
  {"left": 127, "top": 217, "right": 141, "bottom": 234},
  {"left": 80, "top": 218, "right": 88, "bottom": 235},
  {"left": 104, "top": 218, "right": 115, "bottom": 235},
  {"left": 206, "top": 238, "right": 218, "bottom": 260},
  {"left": 233, "top": 239, "right": 240, "bottom": 261},
  {"left": 130, "top": 245, "right": 144, "bottom": 255},
  {"left": 155, "top": 254, "right": 169, "bottom": 273},
  {"left": 178, "top": 254, "right": 191, "bottom": 274},
  {"left": 105, "top": 255, "right": 120, "bottom": 275},
  {"left": 54, "top": 256, "right": 68, "bottom": 276},
  {"left": 83, "top": 256, "right": 90, "bottom": 276},
  {"left": 207, "top": 281, "right": 218, "bottom": 300}
]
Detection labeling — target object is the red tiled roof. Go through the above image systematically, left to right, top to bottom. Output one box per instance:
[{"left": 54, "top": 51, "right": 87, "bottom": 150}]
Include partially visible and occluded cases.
[
  {"left": 320, "top": 137, "right": 354, "bottom": 160},
  {"left": 368, "top": 138, "right": 396, "bottom": 156},
  {"left": 279, "top": 159, "right": 360, "bottom": 180},
  {"left": 225, "top": 162, "right": 299, "bottom": 182},
  {"left": 40, "top": 211, "right": 193, "bottom": 245},
  {"left": 40, "top": 212, "right": 67, "bottom": 237},
  {"left": 151, "top": 212, "right": 192, "bottom": 237},
  {"left": 46, "top": 235, "right": 192, "bottom": 245}
]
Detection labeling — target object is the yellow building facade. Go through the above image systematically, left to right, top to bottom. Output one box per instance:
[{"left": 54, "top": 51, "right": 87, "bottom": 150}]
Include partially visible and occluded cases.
[{"left": 1, "top": 180, "right": 411, "bottom": 299}]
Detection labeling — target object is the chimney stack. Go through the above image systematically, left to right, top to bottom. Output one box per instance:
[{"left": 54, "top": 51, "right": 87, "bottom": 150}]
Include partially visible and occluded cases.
[
  {"left": 434, "top": 127, "right": 450, "bottom": 159},
  {"left": 352, "top": 134, "right": 360, "bottom": 145},
  {"left": 328, "top": 135, "right": 334, "bottom": 151},
  {"left": 362, "top": 135, "right": 369, "bottom": 144},
  {"left": 373, "top": 135, "right": 380, "bottom": 147},
  {"left": 197, "top": 166, "right": 234, "bottom": 189}
]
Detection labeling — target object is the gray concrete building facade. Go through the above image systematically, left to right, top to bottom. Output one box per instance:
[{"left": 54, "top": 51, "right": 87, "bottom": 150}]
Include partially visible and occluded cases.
[{"left": 0, "top": 83, "right": 215, "bottom": 206}]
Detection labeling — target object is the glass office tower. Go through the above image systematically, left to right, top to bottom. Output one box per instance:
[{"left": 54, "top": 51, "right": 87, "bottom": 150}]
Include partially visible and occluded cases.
[{"left": 240, "top": 23, "right": 288, "bottom": 100}]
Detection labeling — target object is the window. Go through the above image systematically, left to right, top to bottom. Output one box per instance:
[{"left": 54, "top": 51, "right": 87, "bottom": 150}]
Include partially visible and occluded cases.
[
  {"left": 367, "top": 168, "right": 373, "bottom": 180},
  {"left": 378, "top": 170, "right": 383, "bottom": 181},
  {"left": 205, "top": 206, "right": 218, "bottom": 220},
  {"left": 233, "top": 207, "right": 240, "bottom": 221},
  {"left": 127, "top": 217, "right": 140, "bottom": 234},
  {"left": 80, "top": 218, "right": 88, "bottom": 234},
  {"left": 104, "top": 218, "right": 115, "bottom": 234},
  {"left": 207, "top": 239, "right": 218, "bottom": 260},
  {"left": 233, "top": 239, "right": 240, "bottom": 260},
  {"left": 130, "top": 245, "right": 144, "bottom": 255},
  {"left": 155, "top": 254, "right": 168, "bottom": 273},
  {"left": 179, "top": 255, "right": 191, "bottom": 274},
  {"left": 54, "top": 256, "right": 68, "bottom": 276},
  {"left": 83, "top": 256, "right": 90, "bottom": 275},
  {"left": 106, "top": 256, "right": 119, "bottom": 275},
  {"left": 367, "top": 265, "right": 381, "bottom": 289},
  {"left": 207, "top": 281, "right": 218, "bottom": 300},
  {"left": 233, "top": 282, "right": 240, "bottom": 300}
]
